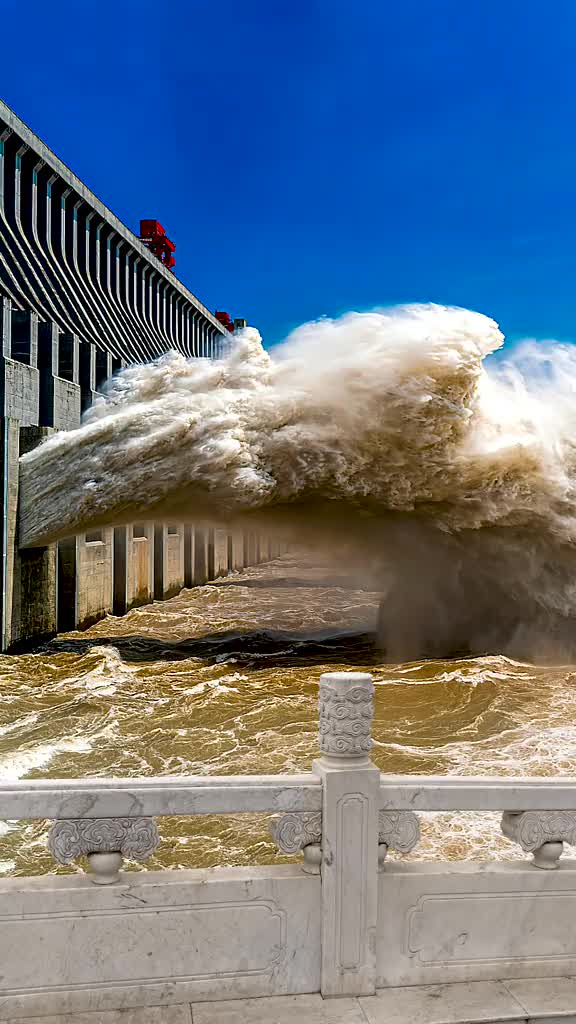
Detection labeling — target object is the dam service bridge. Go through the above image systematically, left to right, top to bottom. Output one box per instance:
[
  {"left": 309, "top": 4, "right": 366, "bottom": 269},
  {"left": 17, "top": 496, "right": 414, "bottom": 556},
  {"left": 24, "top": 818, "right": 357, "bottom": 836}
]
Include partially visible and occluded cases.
[{"left": 0, "top": 97, "right": 276, "bottom": 653}]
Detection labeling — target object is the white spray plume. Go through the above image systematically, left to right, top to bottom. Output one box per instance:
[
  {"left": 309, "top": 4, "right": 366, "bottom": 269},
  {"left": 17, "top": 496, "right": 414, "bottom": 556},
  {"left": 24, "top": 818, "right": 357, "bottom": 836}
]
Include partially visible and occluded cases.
[{"left": 19, "top": 304, "right": 576, "bottom": 661}]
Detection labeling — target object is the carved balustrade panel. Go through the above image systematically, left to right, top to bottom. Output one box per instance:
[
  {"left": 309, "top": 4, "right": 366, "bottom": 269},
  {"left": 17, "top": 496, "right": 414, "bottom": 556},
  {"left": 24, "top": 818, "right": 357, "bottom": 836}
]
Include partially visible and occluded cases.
[
  {"left": 378, "top": 809, "right": 421, "bottom": 868},
  {"left": 502, "top": 810, "right": 576, "bottom": 869},
  {"left": 269, "top": 811, "right": 322, "bottom": 874},
  {"left": 47, "top": 816, "right": 160, "bottom": 884}
]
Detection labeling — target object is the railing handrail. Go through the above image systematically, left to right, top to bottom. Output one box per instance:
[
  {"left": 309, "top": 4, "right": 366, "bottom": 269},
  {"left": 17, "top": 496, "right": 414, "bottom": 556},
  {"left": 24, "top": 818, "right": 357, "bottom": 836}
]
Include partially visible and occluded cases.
[
  {"left": 4, "top": 769, "right": 576, "bottom": 820},
  {"left": 0, "top": 772, "right": 322, "bottom": 820},
  {"left": 380, "top": 774, "right": 576, "bottom": 811}
]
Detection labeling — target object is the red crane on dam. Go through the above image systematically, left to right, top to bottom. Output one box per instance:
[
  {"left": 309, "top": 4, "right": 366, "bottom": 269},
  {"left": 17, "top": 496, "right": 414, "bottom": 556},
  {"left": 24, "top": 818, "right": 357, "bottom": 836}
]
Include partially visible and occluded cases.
[
  {"left": 139, "top": 219, "right": 176, "bottom": 272},
  {"left": 138, "top": 223, "right": 247, "bottom": 333}
]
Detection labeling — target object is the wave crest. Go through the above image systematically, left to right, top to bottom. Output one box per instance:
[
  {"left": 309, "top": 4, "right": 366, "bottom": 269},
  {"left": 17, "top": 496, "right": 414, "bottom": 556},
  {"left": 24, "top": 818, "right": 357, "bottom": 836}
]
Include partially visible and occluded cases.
[{"left": 20, "top": 303, "right": 576, "bottom": 661}]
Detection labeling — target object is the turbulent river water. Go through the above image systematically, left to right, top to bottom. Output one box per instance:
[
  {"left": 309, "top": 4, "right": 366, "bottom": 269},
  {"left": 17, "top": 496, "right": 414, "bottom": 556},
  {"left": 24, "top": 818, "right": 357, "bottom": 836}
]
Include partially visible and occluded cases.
[{"left": 2, "top": 549, "right": 576, "bottom": 877}]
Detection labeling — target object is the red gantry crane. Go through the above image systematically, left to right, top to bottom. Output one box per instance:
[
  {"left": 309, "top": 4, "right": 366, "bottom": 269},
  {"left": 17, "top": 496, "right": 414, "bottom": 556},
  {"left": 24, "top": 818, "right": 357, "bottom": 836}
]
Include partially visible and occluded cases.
[
  {"left": 139, "top": 219, "right": 176, "bottom": 273},
  {"left": 140, "top": 220, "right": 247, "bottom": 330}
]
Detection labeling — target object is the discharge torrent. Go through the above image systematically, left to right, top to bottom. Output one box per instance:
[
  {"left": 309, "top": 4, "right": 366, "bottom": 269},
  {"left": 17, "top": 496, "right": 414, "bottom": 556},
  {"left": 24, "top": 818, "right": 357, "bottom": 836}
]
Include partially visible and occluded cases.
[{"left": 3, "top": 303, "right": 576, "bottom": 875}]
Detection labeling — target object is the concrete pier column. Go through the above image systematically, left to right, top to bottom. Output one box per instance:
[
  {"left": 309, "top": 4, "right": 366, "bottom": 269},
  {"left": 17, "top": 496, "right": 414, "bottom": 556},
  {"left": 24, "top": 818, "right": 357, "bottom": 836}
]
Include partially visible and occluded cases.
[
  {"left": 0, "top": 296, "right": 11, "bottom": 356},
  {"left": 0, "top": 307, "right": 40, "bottom": 426},
  {"left": 10, "top": 309, "right": 38, "bottom": 366},
  {"left": 37, "top": 320, "right": 58, "bottom": 427},
  {"left": 53, "top": 331, "right": 81, "bottom": 428},
  {"left": 58, "top": 331, "right": 79, "bottom": 383},
  {"left": 79, "top": 340, "right": 97, "bottom": 412},
  {"left": 95, "top": 348, "right": 112, "bottom": 392},
  {"left": 0, "top": 417, "right": 20, "bottom": 650},
  {"left": 10, "top": 425, "right": 57, "bottom": 647},
  {"left": 114, "top": 520, "right": 160, "bottom": 615},
  {"left": 126, "top": 522, "right": 154, "bottom": 609},
  {"left": 154, "top": 524, "right": 184, "bottom": 599},
  {"left": 153, "top": 525, "right": 163, "bottom": 599},
  {"left": 166, "top": 525, "right": 184, "bottom": 595},
  {"left": 184, "top": 525, "right": 194, "bottom": 588},
  {"left": 113, "top": 526, "right": 127, "bottom": 616},
  {"left": 193, "top": 526, "right": 208, "bottom": 584},
  {"left": 206, "top": 527, "right": 215, "bottom": 580},
  {"left": 58, "top": 528, "right": 114, "bottom": 632},
  {"left": 75, "top": 528, "right": 114, "bottom": 628},
  {"left": 213, "top": 528, "right": 229, "bottom": 578},
  {"left": 230, "top": 529, "right": 245, "bottom": 571},
  {"left": 243, "top": 532, "right": 259, "bottom": 567},
  {"left": 243, "top": 532, "right": 251, "bottom": 567},
  {"left": 57, "top": 537, "right": 76, "bottom": 633},
  {"left": 12, "top": 540, "right": 57, "bottom": 645}
]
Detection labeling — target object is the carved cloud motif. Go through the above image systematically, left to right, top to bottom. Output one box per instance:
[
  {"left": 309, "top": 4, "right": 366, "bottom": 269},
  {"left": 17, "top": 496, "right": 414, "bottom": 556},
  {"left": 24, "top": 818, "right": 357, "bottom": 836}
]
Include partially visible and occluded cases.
[{"left": 47, "top": 817, "right": 160, "bottom": 864}]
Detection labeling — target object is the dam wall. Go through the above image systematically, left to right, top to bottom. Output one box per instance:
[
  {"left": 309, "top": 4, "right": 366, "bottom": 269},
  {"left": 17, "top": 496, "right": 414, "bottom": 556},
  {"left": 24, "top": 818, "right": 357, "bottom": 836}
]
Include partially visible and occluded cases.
[
  {"left": 0, "top": 98, "right": 276, "bottom": 651},
  {"left": 0, "top": 390, "right": 276, "bottom": 647},
  {"left": 2, "top": 411, "right": 278, "bottom": 647}
]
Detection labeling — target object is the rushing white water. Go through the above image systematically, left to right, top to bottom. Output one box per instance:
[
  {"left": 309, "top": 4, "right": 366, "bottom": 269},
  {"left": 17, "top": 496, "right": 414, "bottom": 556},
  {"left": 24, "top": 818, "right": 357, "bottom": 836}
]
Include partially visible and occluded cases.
[{"left": 19, "top": 304, "right": 576, "bottom": 660}]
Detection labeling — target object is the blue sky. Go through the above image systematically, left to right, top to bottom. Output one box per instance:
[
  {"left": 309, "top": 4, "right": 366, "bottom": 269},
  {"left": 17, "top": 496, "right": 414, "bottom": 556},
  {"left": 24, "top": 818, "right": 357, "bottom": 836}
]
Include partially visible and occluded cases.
[{"left": 2, "top": 0, "right": 576, "bottom": 348}]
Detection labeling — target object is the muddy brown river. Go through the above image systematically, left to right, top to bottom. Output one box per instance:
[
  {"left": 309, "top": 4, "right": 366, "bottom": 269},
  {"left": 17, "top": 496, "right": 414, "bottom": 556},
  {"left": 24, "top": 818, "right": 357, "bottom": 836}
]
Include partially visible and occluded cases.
[{"left": 2, "top": 551, "right": 576, "bottom": 876}]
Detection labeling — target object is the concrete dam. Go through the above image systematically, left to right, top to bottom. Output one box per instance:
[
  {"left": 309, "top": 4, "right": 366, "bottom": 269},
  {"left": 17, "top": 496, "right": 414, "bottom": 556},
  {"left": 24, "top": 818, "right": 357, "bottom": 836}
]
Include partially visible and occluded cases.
[{"left": 0, "top": 98, "right": 276, "bottom": 651}]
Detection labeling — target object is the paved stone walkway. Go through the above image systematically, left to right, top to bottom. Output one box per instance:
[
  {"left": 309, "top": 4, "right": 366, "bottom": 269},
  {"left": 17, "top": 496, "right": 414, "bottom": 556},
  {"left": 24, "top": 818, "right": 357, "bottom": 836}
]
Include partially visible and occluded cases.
[{"left": 8, "top": 980, "right": 576, "bottom": 1023}]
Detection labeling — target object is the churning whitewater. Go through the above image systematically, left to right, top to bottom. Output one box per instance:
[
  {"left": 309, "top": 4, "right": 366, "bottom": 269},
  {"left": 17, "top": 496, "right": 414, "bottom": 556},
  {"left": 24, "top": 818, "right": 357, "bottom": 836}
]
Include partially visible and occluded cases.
[{"left": 19, "top": 304, "right": 576, "bottom": 661}]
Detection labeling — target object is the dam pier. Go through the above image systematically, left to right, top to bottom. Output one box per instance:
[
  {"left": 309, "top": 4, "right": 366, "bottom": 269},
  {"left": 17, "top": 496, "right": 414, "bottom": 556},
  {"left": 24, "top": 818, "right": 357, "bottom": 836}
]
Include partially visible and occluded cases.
[{"left": 0, "top": 98, "right": 275, "bottom": 652}]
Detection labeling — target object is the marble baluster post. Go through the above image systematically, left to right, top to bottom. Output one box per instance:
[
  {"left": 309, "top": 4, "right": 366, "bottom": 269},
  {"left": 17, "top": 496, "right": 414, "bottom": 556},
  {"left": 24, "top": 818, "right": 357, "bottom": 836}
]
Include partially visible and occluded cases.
[{"left": 313, "top": 671, "right": 379, "bottom": 997}]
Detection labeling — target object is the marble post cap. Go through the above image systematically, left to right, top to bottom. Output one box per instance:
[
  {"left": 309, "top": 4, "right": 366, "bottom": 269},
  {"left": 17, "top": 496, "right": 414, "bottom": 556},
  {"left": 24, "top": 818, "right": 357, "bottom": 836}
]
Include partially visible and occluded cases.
[{"left": 318, "top": 672, "right": 374, "bottom": 758}]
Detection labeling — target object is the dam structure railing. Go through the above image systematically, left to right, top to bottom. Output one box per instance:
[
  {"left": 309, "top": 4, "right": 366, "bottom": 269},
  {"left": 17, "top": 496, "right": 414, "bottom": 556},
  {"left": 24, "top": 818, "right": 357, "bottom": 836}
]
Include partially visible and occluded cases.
[
  {"left": 0, "top": 97, "right": 270, "bottom": 651},
  {"left": 1, "top": 670, "right": 576, "bottom": 1017}
]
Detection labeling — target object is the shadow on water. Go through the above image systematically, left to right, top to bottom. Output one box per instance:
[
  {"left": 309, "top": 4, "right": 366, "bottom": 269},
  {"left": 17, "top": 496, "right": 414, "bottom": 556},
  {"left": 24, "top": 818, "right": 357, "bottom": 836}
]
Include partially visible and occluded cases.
[{"left": 30, "top": 628, "right": 383, "bottom": 669}]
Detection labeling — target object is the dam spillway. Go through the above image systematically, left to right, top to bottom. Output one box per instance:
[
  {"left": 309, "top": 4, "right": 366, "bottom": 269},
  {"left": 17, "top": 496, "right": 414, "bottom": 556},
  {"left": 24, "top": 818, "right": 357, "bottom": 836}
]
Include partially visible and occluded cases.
[{"left": 0, "top": 98, "right": 270, "bottom": 650}]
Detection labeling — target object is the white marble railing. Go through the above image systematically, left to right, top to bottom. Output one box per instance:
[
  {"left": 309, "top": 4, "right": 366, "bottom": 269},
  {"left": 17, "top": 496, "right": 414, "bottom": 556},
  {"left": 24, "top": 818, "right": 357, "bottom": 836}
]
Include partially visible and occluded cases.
[
  {"left": 3, "top": 671, "right": 576, "bottom": 1015},
  {"left": 0, "top": 773, "right": 322, "bottom": 817}
]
